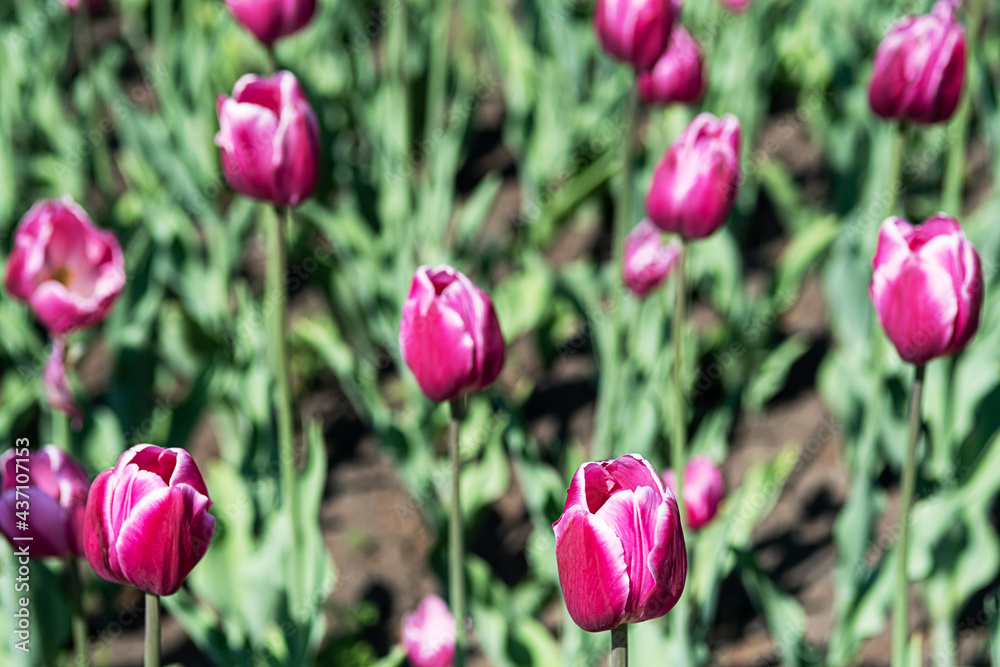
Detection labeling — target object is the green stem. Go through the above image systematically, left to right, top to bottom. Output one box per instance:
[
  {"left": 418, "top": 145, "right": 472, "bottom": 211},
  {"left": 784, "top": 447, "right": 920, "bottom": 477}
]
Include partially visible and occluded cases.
[
  {"left": 153, "top": 0, "right": 170, "bottom": 59},
  {"left": 942, "top": 0, "right": 984, "bottom": 213},
  {"left": 266, "top": 44, "right": 277, "bottom": 74},
  {"left": 614, "top": 88, "right": 639, "bottom": 269},
  {"left": 885, "top": 123, "right": 906, "bottom": 220},
  {"left": 266, "top": 206, "right": 301, "bottom": 616},
  {"left": 670, "top": 244, "right": 689, "bottom": 529},
  {"left": 893, "top": 364, "right": 925, "bottom": 667},
  {"left": 448, "top": 399, "right": 467, "bottom": 666},
  {"left": 52, "top": 409, "right": 70, "bottom": 451},
  {"left": 66, "top": 560, "right": 89, "bottom": 667},
  {"left": 144, "top": 594, "right": 160, "bottom": 667},
  {"left": 611, "top": 624, "right": 628, "bottom": 667}
]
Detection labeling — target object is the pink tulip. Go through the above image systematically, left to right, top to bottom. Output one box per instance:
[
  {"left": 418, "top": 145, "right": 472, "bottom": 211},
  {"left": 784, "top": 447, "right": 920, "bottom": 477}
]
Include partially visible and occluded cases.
[
  {"left": 224, "top": 0, "right": 317, "bottom": 45},
  {"left": 593, "top": 0, "right": 678, "bottom": 70},
  {"left": 869, "top": 0, "right": 965, "bottom": 125},
  {"left": 637, "top": 25, "right": 706, "bottom": 106},
  {"left": 215, "top": 71, "right": 320, "bottom": 207},
  {"left": 646, "top": 113, "right": 742, "bottom": 240},
  {"left": 3, "top": 198, "right": 125, "bottom": 335},
  {"left": 869, "top": 215, "right": 983, "bottom": 365},
  {"left": 622, "top": 219, "right": 681, "bottom": 297},
  {"left": 399, "top": 265, "right": 505, "bottom": 403},
  {"left": 44, "top": 340, "right": 83, "bottom": 430},
  {"left": 84, "top": 445, "right": 214, "bottom": 596},
  {"left": 0, "top": 446, "right": 90, "bottom": 559},
  {"left": 553, "top": 454, "right": 686, "bottom": 632},
  {"left": 662, "top": 455, "right": 724, "bottom": 530},
  {"left": 401, "top": 595, "right": 456, "bottom": 667}
]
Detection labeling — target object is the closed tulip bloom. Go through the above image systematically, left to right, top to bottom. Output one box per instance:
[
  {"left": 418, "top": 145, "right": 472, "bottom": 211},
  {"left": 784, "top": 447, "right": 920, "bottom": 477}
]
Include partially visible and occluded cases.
[
  {"left": 224, "top": 0, "right": 316, "bottom": 45},
  {"left": 594, "top": 0, "right": 678, "bottom": 70},
  {"left": 868, "top": 0, "right": 965, "bottom": 125},
  {"left": 637, "top": 25, "right": 706, "bottom": 106},
  {"left": 216, "top": 71, "right": 320, "bottom": 207},
  {"left": 646, "top": 113, "right": 742, "bottom": 240},
  {"left": 4, "top": 198, "right": 125, "bottom": 335},
  {"left": 870, "top": 215, "right": 983, "bottom": 365},
  {"left": 623, "top": 219, "right": 681, "bottom": 297},
  {"left": 399, "top": 265, "right": 505, "bottom": 403},
  {"left": 44, "top": 340, "right": 83, "bottom": 430},
  {"left": 84, "top": 445, "right": 214, "bottom": 596},
  {"left": 0, "top": 446, "right": 90, "bottom": 559},
  {"left": 553, "top": 454, "right": 686, "bottom": 632},
  {"left": 662, "top": 455, "right": 724, "bottom": 530},
  {"left": 401, "top": 595, "right": 456, "bottom": 667}
]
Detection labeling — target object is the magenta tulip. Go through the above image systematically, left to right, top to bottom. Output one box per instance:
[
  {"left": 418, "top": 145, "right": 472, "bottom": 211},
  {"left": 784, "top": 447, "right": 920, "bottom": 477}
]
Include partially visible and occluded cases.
[
  {"left": 224, "top": 0, "right": 316, "bottom": 45},
  {"left": 593, "top": 0, "right": 678, "bottom": 70},
  {"left": 868, "top": 0, "right": 965, "bottom": 125},
  {"left": 637, "top": 25, "right": 706, "bottom": 106},
  {"left": 215, "top": 71, "right": 320, "bottom": 207},
  {"left": 646, "top": 113, "right": 742, "bottom": 240},
  {"left": 4, "top": 198, "right": 125, "bottom": 335},
  {"left": 870, "top": 215, "right": 982, "bottom": 365},
  {"left": 623, "top": 219, "right": 681, "bottom": 297},
  {"left": 399, "top": 265, "right": 505, "bottom": 403},
  {"left": 44, "top": 340, "right": 83, "bottom": 430},
  {"left": 84, "top": 445, "right": 214, "bottom": 596},
  {"left": 0, "top": 446, "right": 90, "bottom": 559},
  {"left": 553, "top": 454, "right": 686, "bottom": 632},
  {"left": 662, "top": 455, "right": 724, "bottom": 530},
  {"left": 402, "top": 595, "right": 456, "bottom": 667}
]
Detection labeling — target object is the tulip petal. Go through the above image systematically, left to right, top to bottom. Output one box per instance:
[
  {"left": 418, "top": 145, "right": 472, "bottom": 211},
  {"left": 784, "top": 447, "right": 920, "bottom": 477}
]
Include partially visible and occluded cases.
[
  {"left": 876, "top": 254, "right": 957, "bottom": 363},
  {"left": 605, "top": 454, "right": 665, "bottom": 495},
  {"left": 84, "top": 470, "right": 124, "bottom": 584},
  {"left": 114, "top": 485, "right": 215, "bottom": 596},
  {"left": 0, "top": 488, "right": 73, "bottom": 559},
  {"left": 638, "top": 491, "right": 686, "bottom": 621},
  {"left": 554, "top": 506, "right": 629, "bottom": 632}
]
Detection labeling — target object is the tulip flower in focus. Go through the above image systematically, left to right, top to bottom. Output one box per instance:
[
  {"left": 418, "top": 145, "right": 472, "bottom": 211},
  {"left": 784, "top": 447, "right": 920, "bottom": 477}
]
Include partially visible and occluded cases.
[
  {"left": 224, "top": 0, "right": 317, "bottom": 45},
  {"left": 593, "top": 0, "right": 678, "bottom": 70},
  {"left": 868, "top": 0, "right": 965, "bottom": 125},
  {"left": 637, "top": 25, "right": 706, "bottom": 106},
  {"left": 216, "top": 71, "right": 320, "bottom": 207},
  {"left": 646, "top": 113, "right": 742, "bottom": 240},
  {"left": 4, "top": 197, "right": 125, "bottom": 335},
  {"left": 869, "top": 215, "right": 982, "bottom": 365},
  {"left": 623, "top": 219, "right": 682, "bottom": 297},
  {"left": 399, "top": 265, "right": 505, "bottom": 403},
  {"left": 84, "top": 445, "right": 214, "bottom": 596},
  {"left": 0, "top": 446, "right": 90, "bottom": 559},
  {"left": 553, "top": 454, "right": 686, "bottom": 632},
  {"left": 662, "top": 455, "right": 725, "bottom": 530},
  {"left": 402, "top": 595, "right": 456, "bottom": 667}
]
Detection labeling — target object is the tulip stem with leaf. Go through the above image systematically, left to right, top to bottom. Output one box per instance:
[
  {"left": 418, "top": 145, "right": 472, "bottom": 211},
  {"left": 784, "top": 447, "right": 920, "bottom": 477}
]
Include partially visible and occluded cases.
[
  {"left": 615, "top": 88, "right": 639, "bottom": 269},
  {"left": 266, "top": 205, "right": 304, "bottom": 616},
  {"left": 893, "top": 363, "right": 924, "bottom": 667},
  {"left": 448, "top": 399, "right": 467, "bottom": 666},
  {"left": 66, "top": 559, "right": 90, "bottom": 667},
  {"left": 145, "top": 594, "right": 160, "bottom": 667},
  {"left": 611, "top": 624, "right": 628, "bottom": 667}
]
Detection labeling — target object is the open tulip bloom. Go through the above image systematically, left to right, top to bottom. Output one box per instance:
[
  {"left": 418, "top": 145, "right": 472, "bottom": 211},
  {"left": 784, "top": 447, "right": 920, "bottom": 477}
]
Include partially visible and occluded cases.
[{"left": 554, "top": 454, "right": 685, "bottom": 663}]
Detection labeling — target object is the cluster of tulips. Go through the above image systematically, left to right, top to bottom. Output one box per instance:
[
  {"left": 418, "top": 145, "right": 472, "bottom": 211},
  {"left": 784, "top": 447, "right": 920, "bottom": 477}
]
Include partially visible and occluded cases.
[{"left": 0, "top": 0, "right": 982, "bottom": 665}]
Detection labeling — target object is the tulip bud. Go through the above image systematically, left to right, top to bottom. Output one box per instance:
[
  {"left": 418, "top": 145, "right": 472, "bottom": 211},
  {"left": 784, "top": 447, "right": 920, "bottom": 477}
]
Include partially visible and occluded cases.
[
  {"left": 224, "top": 0, "right": 317, "bottom": 45},
  {"left": 593, "top": 0, "right": 678, "bottom": 70},
  {"left": 868, "top": 0, "right": 965, "bottom": 125},
  {"left": 637, "top": 26, "right": 706, "bottom": 106},
  {"left": 215, "top": 71, "right": 320, "bottom": 207},
  {"left": 646, "top": 113, "right": 742, "bottom": 240},
  {"left": 3, "top": 198, "right": 125, "bottom": 335},
  {"left": 869, "top": 215, "right": 983, "bottom": 365},
  {"left": 623, "top": 219, "right": 681, "bottom": 297},
  {"left": 399, "top": 265, "right": 505, "bottom": 403},
  {"left": 44, "top": 340, "right": 83, "bottom": 430},
  {"left": 84, "top": 445, "right": 214, "bottom": 596},
  {"left": 0, "top": 446, "right": 90, "bottom": 559},
  {"left": 553, "top": 454, "right": 686, "bottom": 632},
  {"left": 662, "top": 455, "right": 724, "bottom": 530},
  {"left": 402, "top": 595, "right": 456, "bottom": 667}
]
